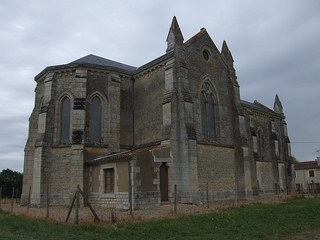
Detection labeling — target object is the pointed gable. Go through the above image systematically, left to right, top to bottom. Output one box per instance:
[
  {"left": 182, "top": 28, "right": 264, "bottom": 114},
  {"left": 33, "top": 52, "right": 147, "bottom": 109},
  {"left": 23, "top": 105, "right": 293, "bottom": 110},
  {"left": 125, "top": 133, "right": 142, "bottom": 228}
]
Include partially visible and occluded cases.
[
  {"left": 166, "top": 16, "right": 184, "bottom": 52},
  {"left": 221, "top": 40, "right": 234, "bottom": 68},
  {"left": 273, "top": 94, "right": 284, "bottom": 115}
]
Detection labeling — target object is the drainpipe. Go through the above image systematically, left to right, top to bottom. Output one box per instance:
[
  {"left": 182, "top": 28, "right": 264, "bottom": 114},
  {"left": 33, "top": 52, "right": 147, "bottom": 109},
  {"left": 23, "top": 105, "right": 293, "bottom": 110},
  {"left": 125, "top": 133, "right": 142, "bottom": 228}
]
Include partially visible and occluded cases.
[
  {"left": 127, "top": 76, "right": 135, "bottom": 214},
  {"left": 131, "top": 76, "right": 135, "bottom": 150},
  {"left": 280, "top": 117, "right": 289, "bottom": 194},
  {"left": 127, "top": 157, "right": 132, "bottom": 215}
]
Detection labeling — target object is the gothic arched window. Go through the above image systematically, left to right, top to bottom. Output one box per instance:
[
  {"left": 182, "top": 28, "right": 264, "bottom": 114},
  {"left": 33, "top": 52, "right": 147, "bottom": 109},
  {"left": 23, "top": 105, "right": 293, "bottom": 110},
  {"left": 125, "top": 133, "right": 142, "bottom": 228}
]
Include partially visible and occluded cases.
[
  {"left": 200, "top": 82, "right": 216, "bottom": 141},
  {"left": 90, "top": 96, "right": 101, "bottom": 143},
  {"left": 60, "top": 97, "right": 70, "bottom": 144},
  {"left": 257, "top": 129, "right": 265, "bottom": 159}
]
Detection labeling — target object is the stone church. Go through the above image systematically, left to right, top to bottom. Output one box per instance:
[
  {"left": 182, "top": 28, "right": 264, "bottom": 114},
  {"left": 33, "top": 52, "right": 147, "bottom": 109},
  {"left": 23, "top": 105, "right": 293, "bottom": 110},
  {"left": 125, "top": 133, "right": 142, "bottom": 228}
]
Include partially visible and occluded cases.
[{"left": 22, "top": 17, "right": 294, "bottom": 209}]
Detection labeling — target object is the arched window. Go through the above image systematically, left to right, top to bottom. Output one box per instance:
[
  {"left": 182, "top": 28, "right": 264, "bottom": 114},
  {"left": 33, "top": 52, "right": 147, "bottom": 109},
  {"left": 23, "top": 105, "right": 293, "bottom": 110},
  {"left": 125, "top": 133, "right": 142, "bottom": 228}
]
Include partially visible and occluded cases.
[
  {"left": 200, "top": 82, "right": 216, "bottom": 141},
  {"left": 90, "top": 96, "right": 101, "bottom": 143},
  {"left": 60, "top": 97, "right": 70, "bottom": 144},
  {"left": 257, "top": 129, "right": 265, "bottom": 159}
]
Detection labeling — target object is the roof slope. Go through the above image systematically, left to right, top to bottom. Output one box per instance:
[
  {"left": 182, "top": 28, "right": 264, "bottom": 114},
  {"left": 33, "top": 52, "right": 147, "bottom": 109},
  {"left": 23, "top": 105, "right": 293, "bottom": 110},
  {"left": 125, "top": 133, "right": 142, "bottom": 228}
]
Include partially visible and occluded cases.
[
  {"left": 69, "top": 54, "right": 137, "bottom": 72},
  {"left": 241, "top": 100, "right": 279, "bottom": 116},
  {"left": 294, "top": 160, "right": 320, "bottom": 170}
]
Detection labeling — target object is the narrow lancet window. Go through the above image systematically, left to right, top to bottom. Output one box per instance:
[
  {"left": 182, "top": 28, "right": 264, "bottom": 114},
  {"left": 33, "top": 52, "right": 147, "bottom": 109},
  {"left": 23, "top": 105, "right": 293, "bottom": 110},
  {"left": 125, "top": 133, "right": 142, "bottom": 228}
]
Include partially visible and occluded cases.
[
  {"left": 200, "top": 81, "right": 217, "bottom": 141},
  {"left": 201, "top": 92, "right": 208, "bottom": 139},
  {"left": 90, "top": 96, "right": 101, "bottom": 143},
  {"left": 60, "top": 97, "right": 70, "bottom": 144}
]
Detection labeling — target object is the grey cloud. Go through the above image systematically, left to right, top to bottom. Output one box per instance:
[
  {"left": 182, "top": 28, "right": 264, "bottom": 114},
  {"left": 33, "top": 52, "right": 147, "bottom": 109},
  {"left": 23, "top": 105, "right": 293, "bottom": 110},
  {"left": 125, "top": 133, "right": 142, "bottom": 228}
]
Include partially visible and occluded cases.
[{"left": 0, "top": 0, "right": 319, "bottom": 172}]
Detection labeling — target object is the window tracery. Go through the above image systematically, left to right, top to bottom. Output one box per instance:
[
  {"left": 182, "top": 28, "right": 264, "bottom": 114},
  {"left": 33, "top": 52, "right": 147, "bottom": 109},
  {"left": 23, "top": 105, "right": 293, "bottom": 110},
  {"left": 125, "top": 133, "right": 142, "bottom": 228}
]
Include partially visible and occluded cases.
[{"left": 200, "top": 81, "right": 216, "bottom": 141}]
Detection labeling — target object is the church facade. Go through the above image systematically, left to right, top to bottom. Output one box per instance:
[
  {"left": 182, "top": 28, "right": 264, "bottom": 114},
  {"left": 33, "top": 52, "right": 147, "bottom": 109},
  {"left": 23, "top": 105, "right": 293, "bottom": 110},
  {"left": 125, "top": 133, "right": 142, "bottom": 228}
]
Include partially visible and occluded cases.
[{"left": 22, "top": 17, "right": 294, "bottom": 209}]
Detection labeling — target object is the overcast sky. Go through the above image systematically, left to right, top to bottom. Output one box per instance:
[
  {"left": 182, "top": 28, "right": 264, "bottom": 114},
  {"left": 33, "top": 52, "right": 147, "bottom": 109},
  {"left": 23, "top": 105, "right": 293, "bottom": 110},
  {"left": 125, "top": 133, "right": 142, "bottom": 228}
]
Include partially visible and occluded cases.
[{"left": 1, "top": 0, "right": 319, "bottom": 172}]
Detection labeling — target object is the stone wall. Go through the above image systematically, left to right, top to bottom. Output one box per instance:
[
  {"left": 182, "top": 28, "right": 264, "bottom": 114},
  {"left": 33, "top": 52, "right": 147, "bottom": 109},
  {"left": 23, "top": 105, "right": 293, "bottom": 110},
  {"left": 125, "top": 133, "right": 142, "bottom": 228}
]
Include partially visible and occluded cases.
[
  {"left": 184, "top": 30, "right": 235, "bottom": 145},
  {"left": 133, "top": 67, "right": 165, "bottom": 145},
  {"left": 197, "top": 143, "right": 236, "bottom": 201},
  {"left": 256, "top": 161, "right": 274, "bottom": 193},
  {"left": 89, "top": 192, "right": 129, "bottom": 209}
]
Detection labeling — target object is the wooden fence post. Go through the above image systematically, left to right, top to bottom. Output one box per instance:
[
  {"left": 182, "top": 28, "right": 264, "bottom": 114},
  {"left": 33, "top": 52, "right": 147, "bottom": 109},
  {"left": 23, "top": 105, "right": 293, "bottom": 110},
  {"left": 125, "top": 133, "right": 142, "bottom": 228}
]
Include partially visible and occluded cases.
[
  {"left": 257, "top": 181, "right": 260, "bottom": 202},
  {"left": 206, "top": 182, "right": 209, "bottom": 208},
  {"left": 174, "top": 184, "right": 177, "bottom": 213},
  {"left": 66, "top": 185, "right": 100, "bottom": 224},
  {"left": 75, "top": 185, "right": 80, "bottom": 224},
  {"left": 0, "top": 186, "right": 2, "bottom": 210},
  {"left": 27, "top": 186, "right": 31, "bottom": 212},
  {"left": 46, "top": 186, "right": 49, "bottom": 219},
  {"left": 11, "top": 187, "right": 14, "bottom": 212},
  {"left": 78, "top": 187, "right": 100, "bottom": 222},
  {"left": 15, "top": 188, "right": 18, "bottom": 203},
  {"left": 65, "top": 188, "right": 78, "bottom": 223}
]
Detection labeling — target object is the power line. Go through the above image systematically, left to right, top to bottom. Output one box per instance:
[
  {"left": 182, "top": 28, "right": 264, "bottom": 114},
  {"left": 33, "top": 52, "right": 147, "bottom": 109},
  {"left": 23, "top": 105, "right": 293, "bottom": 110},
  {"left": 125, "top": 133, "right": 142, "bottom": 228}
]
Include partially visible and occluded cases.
[{"left": 291, "top": 142, "right": 320, "bottom": 144}]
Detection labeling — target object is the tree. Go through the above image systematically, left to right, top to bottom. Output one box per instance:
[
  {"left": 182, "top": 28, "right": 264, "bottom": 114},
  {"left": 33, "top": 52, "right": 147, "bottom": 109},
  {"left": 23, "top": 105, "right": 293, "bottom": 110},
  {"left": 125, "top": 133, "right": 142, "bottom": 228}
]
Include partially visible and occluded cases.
[
  {"left": 291, "top": 156, "right": 299, "bottom": 163},
  {"left": 0, "top": 168, "right": 23, "bottom": 198}
]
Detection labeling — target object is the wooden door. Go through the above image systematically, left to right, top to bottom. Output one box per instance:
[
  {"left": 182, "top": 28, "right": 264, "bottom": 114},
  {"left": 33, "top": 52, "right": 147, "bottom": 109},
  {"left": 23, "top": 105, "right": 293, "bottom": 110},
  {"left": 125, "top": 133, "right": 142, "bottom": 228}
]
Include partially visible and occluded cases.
[{"left": 160, "top": 163, "right": 168, "bottom": 202}]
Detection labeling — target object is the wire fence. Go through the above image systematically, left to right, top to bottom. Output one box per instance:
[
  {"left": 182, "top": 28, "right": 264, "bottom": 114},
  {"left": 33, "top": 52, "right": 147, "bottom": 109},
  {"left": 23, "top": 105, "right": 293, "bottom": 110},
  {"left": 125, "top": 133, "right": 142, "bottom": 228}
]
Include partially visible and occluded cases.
[
  {"left": 0, "top": 183, "right": 295, "bottom": 225},
  {"left": 0, "top": 186, "right": 21, "bottom": 212}
]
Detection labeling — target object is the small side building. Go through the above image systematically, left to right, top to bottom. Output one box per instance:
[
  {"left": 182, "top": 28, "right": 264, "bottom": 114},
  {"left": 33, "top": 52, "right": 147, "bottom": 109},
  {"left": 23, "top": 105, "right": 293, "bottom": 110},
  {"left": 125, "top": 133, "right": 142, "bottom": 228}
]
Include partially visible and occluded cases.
[{"left": 294, "top": 157, "right": 320, "bottom": 193}]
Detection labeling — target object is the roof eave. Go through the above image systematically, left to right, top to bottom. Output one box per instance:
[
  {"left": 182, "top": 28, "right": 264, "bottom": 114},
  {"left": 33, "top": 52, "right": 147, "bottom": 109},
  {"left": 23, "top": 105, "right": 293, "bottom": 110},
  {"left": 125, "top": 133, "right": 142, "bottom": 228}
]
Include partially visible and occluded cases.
[{"left": 35, "top": 63, "right": 135, "bottom": 81}]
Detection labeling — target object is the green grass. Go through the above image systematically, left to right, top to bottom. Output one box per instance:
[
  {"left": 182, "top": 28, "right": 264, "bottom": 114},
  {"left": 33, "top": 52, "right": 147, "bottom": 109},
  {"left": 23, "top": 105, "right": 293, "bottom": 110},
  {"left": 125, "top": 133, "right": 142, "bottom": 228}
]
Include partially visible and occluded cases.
[{"left": 1, "top": 197, "right": 320, "bottom": 239}]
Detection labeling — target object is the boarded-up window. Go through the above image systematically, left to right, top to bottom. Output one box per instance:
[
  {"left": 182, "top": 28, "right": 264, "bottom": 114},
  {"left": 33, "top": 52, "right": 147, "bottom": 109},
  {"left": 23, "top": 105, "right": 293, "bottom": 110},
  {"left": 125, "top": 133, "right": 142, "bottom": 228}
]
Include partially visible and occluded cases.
[
  {"left": 89, "top": 96, "right": 101, "bottom": 143},
  {"left": 60, "top": 97, "right": 70, "bottom": 144},
  {"left": 105, "top": 168, "right": 114, "bottom": 193}
]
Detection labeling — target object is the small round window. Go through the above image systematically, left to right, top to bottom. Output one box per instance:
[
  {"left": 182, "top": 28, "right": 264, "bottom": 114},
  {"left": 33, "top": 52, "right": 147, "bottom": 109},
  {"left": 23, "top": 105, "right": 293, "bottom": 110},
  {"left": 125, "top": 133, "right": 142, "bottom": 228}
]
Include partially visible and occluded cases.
[{"left": 203, "top": 50, "right": 210, "bottom": 61}]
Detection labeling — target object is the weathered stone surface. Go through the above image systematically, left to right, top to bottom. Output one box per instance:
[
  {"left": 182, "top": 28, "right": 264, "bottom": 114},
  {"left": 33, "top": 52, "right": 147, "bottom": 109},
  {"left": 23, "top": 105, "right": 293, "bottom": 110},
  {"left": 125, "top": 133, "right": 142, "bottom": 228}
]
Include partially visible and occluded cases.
[{"left": 22, "top": 17, "right": 293, "bottom": 209}]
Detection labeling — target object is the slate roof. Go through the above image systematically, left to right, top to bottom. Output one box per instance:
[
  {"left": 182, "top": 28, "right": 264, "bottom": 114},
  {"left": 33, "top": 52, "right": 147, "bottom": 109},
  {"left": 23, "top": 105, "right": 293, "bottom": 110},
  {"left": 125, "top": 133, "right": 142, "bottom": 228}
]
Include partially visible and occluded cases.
[
  {"left": 136, "top": 51, "right": 173, "bottom": 73},
  {"left": 35, "top": 52, "right": 176, "bottom": 80},
  {"left": 69, "top": 54, "right": 137, "bottom": 73},
  {"left": 241, "top": 100, "right": 279, "bottom": 116},
  {"left": 294, "top": 160, "right": 320, "bottom": 170}
]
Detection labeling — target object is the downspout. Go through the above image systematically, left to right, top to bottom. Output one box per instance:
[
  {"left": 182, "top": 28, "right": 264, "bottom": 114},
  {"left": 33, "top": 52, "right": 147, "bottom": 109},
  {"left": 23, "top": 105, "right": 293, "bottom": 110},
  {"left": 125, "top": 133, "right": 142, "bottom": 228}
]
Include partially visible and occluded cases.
[
  {"left": 128, "top": 76, "right": 135, "bottom": 214},
  {"left": 131, "top": 76, "right": 135, "bottom": 149},
  {"left": 280, "top": 117, "right": 289, "bottom": 194},
  {"left": 127, "top": 157, "right": 132, "bottom": 215}
]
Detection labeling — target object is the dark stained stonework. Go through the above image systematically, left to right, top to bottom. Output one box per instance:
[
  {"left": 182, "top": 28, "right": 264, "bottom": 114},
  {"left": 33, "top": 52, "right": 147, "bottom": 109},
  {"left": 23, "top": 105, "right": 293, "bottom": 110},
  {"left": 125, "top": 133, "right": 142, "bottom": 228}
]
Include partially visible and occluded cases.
[{"left": 22, "top": 17, "right": 294, "bottom": 209}]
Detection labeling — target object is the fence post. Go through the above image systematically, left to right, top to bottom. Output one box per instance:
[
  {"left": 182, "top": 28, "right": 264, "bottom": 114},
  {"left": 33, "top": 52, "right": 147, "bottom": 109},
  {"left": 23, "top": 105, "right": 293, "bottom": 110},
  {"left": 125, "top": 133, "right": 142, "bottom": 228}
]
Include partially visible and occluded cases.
[
  {"left": 257, "top": 181, "right": 260, "bottom": 202},
  {"left": 206, "top": 182, "right": 209, "bottom": 208},
  {"left": 174, "top": 184, "right": 177, "bottom": 213},
  {"left": 75, "top": 185, "right": 80, "bottom": 224},
  {"left": 0, "top": 186, "right": 2, "bottom": 210},
  {"left": 27, "top": 186, "right": 31, "bottom": 212},
  {"left": 46, "top": 186, "right": 49, "bottom": 219},
  {"left": 11, "top": 187, "right": 15, "bottom": 212},
  {"left": 65, "top": 187, "right": 78, "bottom": 223},
  {"left": 78, "top": 187, "right": 100, "bottom": 222},
  {"left": 15, "top": 188, "right": 18, "bottom": 203}
]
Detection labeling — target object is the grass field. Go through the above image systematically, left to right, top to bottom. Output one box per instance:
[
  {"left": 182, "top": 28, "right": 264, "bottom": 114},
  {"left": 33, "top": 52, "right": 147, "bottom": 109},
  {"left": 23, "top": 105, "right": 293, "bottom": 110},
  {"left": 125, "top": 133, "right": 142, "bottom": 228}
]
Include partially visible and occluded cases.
[{"left": 1, "top": 197, "right": 320, "bottom": 239}]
